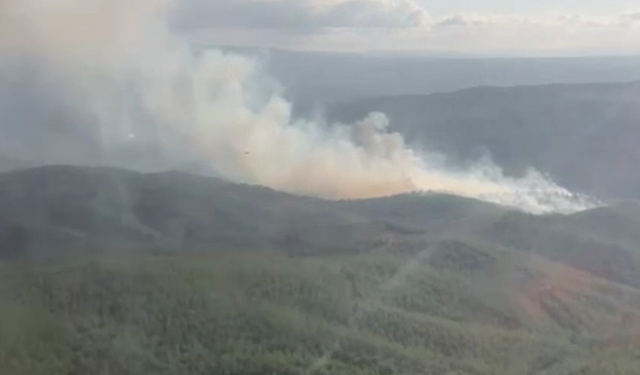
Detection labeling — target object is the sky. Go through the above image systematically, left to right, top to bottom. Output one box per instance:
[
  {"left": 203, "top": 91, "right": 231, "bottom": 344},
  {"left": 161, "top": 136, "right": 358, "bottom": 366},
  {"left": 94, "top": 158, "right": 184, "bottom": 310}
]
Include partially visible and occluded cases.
[
  {"left": 170, "top": 0, "right": 640, "bottom": 56},
  {"left": 421, "top": 0, "right": 640, "bottom": 16}
]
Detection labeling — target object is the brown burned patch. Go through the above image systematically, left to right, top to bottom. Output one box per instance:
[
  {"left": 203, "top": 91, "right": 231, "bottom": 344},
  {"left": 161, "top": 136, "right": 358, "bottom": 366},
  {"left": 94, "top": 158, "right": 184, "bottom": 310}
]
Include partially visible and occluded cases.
[{"left": 510, "top": 260, "right": 610, "bottom": 326}]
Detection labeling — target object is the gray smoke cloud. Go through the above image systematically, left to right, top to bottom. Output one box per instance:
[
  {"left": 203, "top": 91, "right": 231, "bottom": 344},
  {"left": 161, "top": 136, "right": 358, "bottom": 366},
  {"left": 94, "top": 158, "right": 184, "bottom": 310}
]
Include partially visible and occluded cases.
[{"left": 0, "top": 0, "right": 601, "bottom": 214}]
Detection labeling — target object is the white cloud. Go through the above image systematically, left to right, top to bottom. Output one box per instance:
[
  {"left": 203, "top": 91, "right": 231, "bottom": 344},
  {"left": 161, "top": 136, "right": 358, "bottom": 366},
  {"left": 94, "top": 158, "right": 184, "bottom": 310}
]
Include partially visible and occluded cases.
[
  {"left": 171, "top": 0, "right": 640, "bottom": 55},
  {"left": 172, "top": 0, "right": 430, "bottom": 31},
  {"left": 426, "top": 12, "right": 640, "bottom": 55},
  {"left": 434, "top": 12, "right": 640, "bottom": 29}
]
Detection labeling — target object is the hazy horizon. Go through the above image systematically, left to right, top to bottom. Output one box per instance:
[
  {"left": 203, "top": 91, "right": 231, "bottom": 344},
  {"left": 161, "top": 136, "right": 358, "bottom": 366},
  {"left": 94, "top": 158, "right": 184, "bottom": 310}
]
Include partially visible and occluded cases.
[{"left": 173, "top": 0, "right": 640, "bottom": 56}]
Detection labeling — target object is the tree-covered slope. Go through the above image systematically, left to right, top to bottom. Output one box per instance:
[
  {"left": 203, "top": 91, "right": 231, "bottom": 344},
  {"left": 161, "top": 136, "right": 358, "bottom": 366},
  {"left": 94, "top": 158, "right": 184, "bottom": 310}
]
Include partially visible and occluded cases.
[
  {"left": 0, "top": 166, "right": 427, "bottom": 261},
  {"left": 1, "top": 166, "right": 640, "bottom": 374},
  {"left": 2, "top": 166, "right": 640, "bottom": 292},
  {"left": 2, "top": 248, "right": 640, "bottom": 375}
]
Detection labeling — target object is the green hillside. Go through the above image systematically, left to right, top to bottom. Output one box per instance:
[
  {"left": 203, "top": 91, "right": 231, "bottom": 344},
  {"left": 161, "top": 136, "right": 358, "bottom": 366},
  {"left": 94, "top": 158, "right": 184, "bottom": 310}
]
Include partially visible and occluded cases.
[
  {"left": 0, "top": 166, "right": 425, "bottom": 261},
  {"left": 2, "top": 166, "right": 640, "bottom": 374},
  {"left": 2, "top": 248, "right": 640, "bottom": 375}
]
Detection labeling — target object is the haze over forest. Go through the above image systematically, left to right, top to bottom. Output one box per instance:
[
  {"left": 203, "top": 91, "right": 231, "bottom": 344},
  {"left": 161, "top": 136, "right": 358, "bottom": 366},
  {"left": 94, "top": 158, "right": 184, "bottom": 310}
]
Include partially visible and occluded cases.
[{"left": 2, "top": 0, "right": 640, "bottom": 374}]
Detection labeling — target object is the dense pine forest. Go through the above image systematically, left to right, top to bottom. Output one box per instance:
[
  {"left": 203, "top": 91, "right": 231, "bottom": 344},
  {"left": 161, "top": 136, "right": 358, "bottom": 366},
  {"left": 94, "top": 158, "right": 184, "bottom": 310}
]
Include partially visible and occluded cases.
[{"left": 1, "top": 167, "right": 640, "bottom": 374}]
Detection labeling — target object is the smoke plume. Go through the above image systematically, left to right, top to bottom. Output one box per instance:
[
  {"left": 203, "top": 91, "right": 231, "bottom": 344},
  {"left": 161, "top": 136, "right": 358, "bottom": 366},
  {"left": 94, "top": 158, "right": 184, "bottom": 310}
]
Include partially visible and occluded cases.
[{"left": 0, "top": 0, "right": 601, "bottom": 214}]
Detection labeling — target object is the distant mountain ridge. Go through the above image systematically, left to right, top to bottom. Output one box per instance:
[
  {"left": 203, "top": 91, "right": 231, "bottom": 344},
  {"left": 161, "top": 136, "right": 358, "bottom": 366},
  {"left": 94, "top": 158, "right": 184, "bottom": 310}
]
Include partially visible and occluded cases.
[{"left": 329, "top": 80, "right": 640, "bottom": 201}]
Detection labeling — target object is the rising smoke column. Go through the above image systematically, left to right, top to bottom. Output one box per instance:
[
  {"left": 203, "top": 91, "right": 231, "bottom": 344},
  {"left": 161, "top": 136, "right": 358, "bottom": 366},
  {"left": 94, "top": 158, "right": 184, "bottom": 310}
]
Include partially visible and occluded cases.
[{"left": 0, "top": 0, "right": 601, "bottom": 214}]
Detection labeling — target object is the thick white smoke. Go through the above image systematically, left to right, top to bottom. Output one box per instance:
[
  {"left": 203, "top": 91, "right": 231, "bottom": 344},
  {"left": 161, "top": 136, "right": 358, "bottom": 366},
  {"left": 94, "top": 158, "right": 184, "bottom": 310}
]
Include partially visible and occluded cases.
[{"left": 0, "top": 0, "right": 601, "bottom": 214}]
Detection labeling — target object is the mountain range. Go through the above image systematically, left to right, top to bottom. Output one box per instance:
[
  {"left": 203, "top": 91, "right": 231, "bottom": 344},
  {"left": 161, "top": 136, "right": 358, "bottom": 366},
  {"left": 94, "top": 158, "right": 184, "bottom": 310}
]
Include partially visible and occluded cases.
[
  {"left": 4, "top": 68, "right": 640, "bottom": 373},
  {"left": 329, "top": 81, "right": 640, "bottom": 201},
  {"left": 2, "top": 165, "right": 640, "bottom": 285}
]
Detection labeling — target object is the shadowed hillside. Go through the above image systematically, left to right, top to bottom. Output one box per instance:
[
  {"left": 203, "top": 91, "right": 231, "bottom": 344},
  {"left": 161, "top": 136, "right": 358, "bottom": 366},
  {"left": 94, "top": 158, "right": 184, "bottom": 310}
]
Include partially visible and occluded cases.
[
  {"left": 0, "top": 166, "right": 436, "bottom": 261},
  {"left": 1, "top": 166, "right": 640, "bottom": 286}
]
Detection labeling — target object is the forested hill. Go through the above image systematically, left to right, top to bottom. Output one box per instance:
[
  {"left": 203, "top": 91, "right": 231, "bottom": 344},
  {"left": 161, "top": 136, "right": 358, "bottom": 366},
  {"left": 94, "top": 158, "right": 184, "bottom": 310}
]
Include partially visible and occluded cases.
[
  {"left": 1, "top": 166, "right": 640, "bottom": 288},
  {"left": 2, "top": 166, "right": 640, "bottom": 374}
]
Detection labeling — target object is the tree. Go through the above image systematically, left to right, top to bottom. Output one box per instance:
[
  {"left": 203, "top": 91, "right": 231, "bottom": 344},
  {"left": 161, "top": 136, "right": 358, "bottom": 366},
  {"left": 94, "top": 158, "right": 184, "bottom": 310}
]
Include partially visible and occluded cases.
[{"left": 0, "top": 222, "right": 30, "bottom": 261}]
